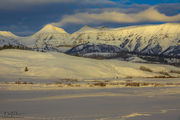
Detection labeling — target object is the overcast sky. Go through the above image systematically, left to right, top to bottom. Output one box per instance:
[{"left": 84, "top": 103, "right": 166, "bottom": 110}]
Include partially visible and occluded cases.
[{"left": 0, "top": 0, "right": 180, "bottom": 36}]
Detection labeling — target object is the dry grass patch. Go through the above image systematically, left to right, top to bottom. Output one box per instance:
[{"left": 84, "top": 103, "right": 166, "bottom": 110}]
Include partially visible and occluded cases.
[
  {"left": 170, "top": 70, "right": 180, "bottom": 74},
  {"left": 125, "top": 76, "right": 133, "bottom": 79},
  {"left": 148, "top": 76, "right": 176, "bottom": 78},
  {"left": 59, "top": 78, "right": 78, "bottom": 83},
  {"left": 15, "top": 81, "right": 21, "bottom": 84},
  {"left": 15, "top": 81, "right": 33, "bottom": 84},
  {"left": 23, "top": 81, "right": 27, "bottom": 84},
  {"left": 55, "top": 81, "right": 62, "bottom": 85},
  {"left": 29, "top": 82, "right": 33, "bottom": 84},
  {"left": 93, "top": 82, "right": 107, "bottom": 87},
  {"left": 125, "top": 82, "right": 140, "bottom": 87},
  {"left": 140, "top": 82, "right": 152, "bottom": 86}
]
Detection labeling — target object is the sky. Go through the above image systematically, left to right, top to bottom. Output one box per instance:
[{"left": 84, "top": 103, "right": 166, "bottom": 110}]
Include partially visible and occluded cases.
[{"left": 0, "top": 0, "right": 180, "bottom": 36}]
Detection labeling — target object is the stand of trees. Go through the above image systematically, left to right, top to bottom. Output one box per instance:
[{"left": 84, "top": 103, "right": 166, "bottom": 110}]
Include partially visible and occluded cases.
[{"left": 0, "top": 44, "right": 31, "bottom": 50}]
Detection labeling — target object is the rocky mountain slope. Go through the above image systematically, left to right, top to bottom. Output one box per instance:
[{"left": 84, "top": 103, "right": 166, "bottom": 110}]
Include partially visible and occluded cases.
[{"left": 70, "top": 23, "right": 180, "bottom": 57}]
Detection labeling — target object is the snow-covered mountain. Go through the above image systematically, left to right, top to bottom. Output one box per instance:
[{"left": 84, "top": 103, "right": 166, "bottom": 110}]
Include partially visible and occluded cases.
[
  {"left": 0, "top": 23, "right": 180, "bottom": 57},
  {"left": 70, "top": 23, "right": 180, "bottom": 57},
  {"left": 17, "top": 24, "right": 71, "bottom": 51},
  {"left": 35, "top": 24, "right": 67, "bottom": 35},
  {"left": 0, "top": 31, "right": 21, "bottom": 47}
]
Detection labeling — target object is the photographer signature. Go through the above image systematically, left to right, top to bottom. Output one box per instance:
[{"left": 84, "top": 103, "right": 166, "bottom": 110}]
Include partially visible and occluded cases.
[{"left": 0, "top": 111, "right": 24, "bottom": 118}]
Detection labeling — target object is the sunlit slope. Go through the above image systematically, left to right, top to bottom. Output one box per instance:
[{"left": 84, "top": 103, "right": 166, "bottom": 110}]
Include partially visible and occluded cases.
[
  {"left": 17, "top": 24, "right": 70, "bottom": 50},
  {"left": 0, "top": 49, "right": 179, "bottom": 80}
]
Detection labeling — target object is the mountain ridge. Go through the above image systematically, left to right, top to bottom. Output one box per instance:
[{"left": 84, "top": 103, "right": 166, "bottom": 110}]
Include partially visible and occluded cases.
[
  {"left": 0, "top": 23, "right": 180, "bottom": 57},
  {"left": 1, "top": 23, "right": 179, "bottom": 36}
]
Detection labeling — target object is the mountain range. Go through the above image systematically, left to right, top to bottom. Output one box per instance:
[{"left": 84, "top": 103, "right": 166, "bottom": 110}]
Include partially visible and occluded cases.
[{"left": 0, "top": 23, "right": 180, "bottom": 58}]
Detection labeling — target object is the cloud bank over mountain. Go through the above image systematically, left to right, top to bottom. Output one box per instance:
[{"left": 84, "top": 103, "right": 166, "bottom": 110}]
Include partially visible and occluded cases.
[
  {"left": 0, "top": 0, "right": 179, "bottom": 36},
  {"left": 53, "top": 7, "right": 180, "bottom": 27}
]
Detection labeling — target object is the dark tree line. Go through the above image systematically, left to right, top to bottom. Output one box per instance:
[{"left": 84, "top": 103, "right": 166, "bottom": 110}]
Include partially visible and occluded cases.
[{"left": 0, "top": 44, "right": 31, "bottom": 50}]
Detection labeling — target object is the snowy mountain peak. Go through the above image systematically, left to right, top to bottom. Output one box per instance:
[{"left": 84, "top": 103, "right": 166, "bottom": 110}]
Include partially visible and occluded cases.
[
  {"left": 35, "top": 24, "right": 67, "bottom": 35},
  {"left": 76, "top": 25, "right": 97, "bottom": 33},
  {"left": 0, "top": 31, "right": 17, "bottom": 37}
]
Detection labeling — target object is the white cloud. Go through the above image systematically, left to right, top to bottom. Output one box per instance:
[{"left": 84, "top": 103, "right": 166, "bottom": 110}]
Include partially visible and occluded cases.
[{"left": 52, "top": 7, "right": 180, "bottom": 26}]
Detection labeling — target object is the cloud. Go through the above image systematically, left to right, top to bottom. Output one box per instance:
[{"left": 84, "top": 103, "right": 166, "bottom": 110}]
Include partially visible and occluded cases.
[
  {"left": 0, "top": 0, "right": 114, "bottom": 10},
  {"left": 75, "top": 4, "right": 150, "bottom": 14},
  {"left": 52, "top": 7, "right": 180, "bottom": 26}
]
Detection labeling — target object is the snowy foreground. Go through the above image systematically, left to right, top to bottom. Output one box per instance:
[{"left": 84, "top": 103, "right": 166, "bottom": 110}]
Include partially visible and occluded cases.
[
  {"left": 0, "top": 49, "right": 180, "bottom": 120},
  {"left": 0, "top": 87, "right": 180, "bottom": 120}
]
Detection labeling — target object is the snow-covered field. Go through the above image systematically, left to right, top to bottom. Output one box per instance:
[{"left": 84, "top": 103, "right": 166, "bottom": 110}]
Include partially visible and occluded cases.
[
  {"left": 0, "top": 49, "right": 180, "bottom": 120},
  {"left": 0, "top": 49, "right": 180, "bottom": 80},
  {"left": 1, "top": 87, "right": 180, "bottom": 120}
]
